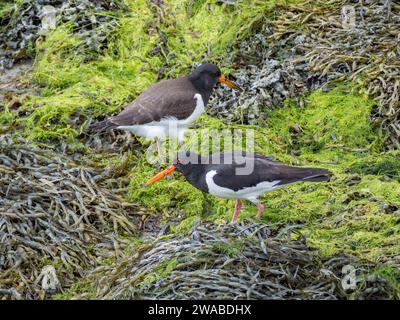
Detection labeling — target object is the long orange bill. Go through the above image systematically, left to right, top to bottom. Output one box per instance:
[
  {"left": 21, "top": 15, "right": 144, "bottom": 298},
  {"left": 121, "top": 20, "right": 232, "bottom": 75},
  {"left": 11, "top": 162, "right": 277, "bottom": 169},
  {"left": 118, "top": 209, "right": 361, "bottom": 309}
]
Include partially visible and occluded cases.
[
  {"left": 218, "top": 75, "right": 241, "bottom": 90},
  {"left": 146, "top": 164, "right": 176, "bottom": 185}
]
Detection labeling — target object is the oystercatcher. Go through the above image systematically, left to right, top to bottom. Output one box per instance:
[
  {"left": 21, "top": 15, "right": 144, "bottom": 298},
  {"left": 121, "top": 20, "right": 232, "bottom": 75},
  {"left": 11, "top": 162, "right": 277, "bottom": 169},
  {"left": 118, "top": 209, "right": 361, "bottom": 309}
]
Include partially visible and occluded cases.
[
  {"left": 91, "top": 64, "right": 240, "bottom": 154},
  {"left": 146, "top": 151, "right": 331, "bottom": 222}
]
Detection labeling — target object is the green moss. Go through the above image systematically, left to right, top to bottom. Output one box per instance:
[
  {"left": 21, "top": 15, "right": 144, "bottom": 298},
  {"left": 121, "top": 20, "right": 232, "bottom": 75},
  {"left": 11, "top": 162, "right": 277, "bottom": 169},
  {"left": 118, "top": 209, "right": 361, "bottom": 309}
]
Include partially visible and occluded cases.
[
  {"left": 0, "top": 1, "right": 14, "bottom": 19},
  {"left": 266, "top": 84, "right": 382, "bottom": 155},
  {"left": 349, "top": 151, "right": 400, "bottom": 180},
  {"left": 211, "top": 239, "right": 246, "bottom": 258},
  {"left": 372, "top": 266, "right": 400, "bottom": 299},
  {"left": 52, "top": 280, "right": 96, "bottom": 300}
]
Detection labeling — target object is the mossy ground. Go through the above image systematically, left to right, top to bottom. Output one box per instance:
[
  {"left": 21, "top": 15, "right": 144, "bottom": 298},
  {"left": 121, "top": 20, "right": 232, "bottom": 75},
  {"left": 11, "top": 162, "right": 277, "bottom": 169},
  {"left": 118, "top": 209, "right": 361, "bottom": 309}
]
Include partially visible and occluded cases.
[
  {"left": 2, "top": 0, "right": 399, "bottom": 298},
  {"left": 0, "top": 1, "right": 13, "bottom": 19}
]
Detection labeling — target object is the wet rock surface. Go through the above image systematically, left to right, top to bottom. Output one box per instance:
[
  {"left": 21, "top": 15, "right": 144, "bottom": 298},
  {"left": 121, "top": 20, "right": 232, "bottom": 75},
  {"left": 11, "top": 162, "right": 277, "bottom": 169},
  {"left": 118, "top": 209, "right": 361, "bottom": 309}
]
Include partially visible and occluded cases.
[{"left": 0, "top": 60, "right": 32, "bottom": 95}]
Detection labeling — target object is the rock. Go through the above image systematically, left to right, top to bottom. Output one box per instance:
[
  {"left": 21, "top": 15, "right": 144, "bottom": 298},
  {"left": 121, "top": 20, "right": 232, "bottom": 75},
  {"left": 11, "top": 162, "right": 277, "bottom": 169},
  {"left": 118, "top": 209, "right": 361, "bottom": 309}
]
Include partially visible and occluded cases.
[
  {"left": 39, "top": 5, "right": 57, "bottom": 34},
  {"left": 379, "top": 203, "right": 399, "bottom": 214}
]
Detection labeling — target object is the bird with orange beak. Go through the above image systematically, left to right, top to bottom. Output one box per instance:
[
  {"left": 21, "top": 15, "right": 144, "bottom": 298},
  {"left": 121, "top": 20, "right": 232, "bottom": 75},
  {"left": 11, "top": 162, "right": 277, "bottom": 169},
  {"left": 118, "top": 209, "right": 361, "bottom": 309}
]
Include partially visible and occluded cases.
[
  {"left": 91, "top": 64, "right": 240, "bottom": 154},
  {"left": 146, "top": 151, "right": 331, "bottom": 223}
]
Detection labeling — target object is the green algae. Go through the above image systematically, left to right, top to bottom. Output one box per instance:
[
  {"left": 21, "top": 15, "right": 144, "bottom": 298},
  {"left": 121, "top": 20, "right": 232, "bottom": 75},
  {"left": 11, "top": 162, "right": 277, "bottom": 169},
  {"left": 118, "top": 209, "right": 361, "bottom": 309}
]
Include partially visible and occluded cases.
[
  {"left": 0, "top": 1, "right": 13, "bottom": 19},
  {"left": 265, "top": 84, "right": 382, "bottom": 154},
  {"left": 0, "top": 106, "right": 16, "bottom": 125},
  {"left": 349, "top": 151, "right": 400, "bottom": 180},
  {"left": 128, "top": 153, "right": 206, "bottom": 218},
  {"left": 139, "top": 238, "right": 247, "bottom": 288},
  {"left": 211, "top": 239, "right": 247, "bottom": 258},
  {"left": 140, "top": 258, "right": 180, "bottom": 288},
  {"left": 154, "top": 259, "right": 179, "bottom": 279},
  {"left": 372, "top": 266, "right": 400, "bottom": 299},
  {"left": 53, "top": 280, "right": 96, "bottom": 300}
]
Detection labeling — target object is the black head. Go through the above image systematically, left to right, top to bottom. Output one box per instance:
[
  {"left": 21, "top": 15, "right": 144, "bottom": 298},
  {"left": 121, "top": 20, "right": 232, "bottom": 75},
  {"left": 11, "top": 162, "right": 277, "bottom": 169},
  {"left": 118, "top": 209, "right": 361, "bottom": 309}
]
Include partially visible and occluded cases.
[
  {"left": 188, "top": 63, "right": 222, "bottom": 93},
  {"left": 194, "top": 63, "right": 221, "bottom": 76},
  {"left": 146, "top": 151, "right": 223, "bottom": 193},
  {"left": 146, "top": 151, "right": 205, "bottom": 186},
  {"left": 173, "top": 151, "right": 209, "bottom": 192},
  {"left": 173, "top": 151, "right": 202, "bottom": 175}
]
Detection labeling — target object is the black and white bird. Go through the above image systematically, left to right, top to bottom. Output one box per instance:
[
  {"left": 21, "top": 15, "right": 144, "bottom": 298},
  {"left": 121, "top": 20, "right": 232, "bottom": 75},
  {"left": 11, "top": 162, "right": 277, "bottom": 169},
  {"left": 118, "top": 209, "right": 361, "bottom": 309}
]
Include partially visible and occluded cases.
[
  {"left": 91, "top": 64, "right": 240, "bottom": 152},
  {"left": 146, "top": 151, "right": 331, "bottom": 222}
]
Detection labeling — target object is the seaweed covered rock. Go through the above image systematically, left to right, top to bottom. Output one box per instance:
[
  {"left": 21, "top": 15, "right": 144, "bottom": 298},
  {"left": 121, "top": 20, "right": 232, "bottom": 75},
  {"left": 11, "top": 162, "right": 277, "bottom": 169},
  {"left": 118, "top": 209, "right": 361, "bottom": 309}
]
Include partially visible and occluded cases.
[
  {"left": 0, "top": 0, "right": 127, "bottom": 69},
  {"left": 210, "top": 0, "right": 400, "bottom": 149},
  {"left": 209, "top": 23, "right": 329, "bottom": 125},
  {"left": 0, "top": 135, "right": 144, "bottom": 299},
  {"left": 68, "top": 221, "right": 395, "bottom": 300}
]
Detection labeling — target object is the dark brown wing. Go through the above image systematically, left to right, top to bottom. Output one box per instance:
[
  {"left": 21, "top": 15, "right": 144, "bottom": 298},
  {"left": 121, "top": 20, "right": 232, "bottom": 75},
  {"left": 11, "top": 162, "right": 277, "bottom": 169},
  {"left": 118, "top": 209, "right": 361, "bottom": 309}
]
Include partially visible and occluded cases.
[
  {"left": 108, "top": 77, "right": 198, "bottom": 126},
  {"left": 205, "top": 151, "right": 280, "bottom": 165},
  {"left": 211, "top": 155, "right": 330, "bottom": 191}
]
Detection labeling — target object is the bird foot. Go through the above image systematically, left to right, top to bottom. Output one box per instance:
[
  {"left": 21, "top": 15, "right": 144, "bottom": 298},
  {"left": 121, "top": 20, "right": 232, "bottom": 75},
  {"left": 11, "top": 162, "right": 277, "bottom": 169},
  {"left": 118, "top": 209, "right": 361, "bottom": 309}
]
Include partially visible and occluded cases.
[
  {"left": 231, "top": 199, "right": 241, "bottom": 223},
  {"left": 256, "top": 203, "right": 265, "bottom": 219}
]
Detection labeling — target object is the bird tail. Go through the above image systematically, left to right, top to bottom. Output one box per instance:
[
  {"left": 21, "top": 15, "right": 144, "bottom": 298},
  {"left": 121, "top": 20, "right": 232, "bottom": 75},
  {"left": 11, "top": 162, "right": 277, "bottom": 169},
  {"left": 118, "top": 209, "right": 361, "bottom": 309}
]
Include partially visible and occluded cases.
[
  {"left": 89, "top": 119, "right": 118, "bottom": 132},
  {"left": 300, "top": 168, "right": 331, "bottom": 182}
]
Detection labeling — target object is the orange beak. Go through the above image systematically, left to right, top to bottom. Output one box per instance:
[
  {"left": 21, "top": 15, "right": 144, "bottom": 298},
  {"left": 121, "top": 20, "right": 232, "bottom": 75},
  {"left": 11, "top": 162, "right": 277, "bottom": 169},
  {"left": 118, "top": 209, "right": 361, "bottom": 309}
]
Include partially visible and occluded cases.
[
  {"left": 218, "top": 75, "right": 241, "bottom": 90},
  {"left": 146, "top": 164, "right": 176, "bottom": 185}
]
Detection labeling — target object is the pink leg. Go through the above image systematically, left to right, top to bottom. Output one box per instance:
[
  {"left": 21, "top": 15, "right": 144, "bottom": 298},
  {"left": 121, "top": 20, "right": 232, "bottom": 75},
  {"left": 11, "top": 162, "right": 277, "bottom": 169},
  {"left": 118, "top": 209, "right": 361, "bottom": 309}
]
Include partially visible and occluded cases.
[
  {"left": 232, "top": 199, "right": 242, "bottom": 223},
  {"left": 256, "top": 203, "right": 265, "bottom": 219}
]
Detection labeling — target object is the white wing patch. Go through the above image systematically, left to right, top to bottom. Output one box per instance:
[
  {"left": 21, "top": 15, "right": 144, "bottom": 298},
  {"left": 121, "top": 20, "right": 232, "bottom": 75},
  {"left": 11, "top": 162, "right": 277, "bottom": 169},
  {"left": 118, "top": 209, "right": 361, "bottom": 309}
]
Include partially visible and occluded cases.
[
  {"left": 177, "top": 93, "right": 204, "bottom": 126},
  {"left": 205, "top": 170, "right": 281, "bottom": 201}
]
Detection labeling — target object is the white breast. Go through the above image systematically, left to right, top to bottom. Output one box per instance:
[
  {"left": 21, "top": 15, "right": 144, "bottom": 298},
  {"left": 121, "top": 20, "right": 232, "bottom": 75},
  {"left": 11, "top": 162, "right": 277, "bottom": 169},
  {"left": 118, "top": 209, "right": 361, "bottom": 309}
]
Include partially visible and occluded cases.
[
  {"left": 117, "top": 93, "right": 204, "bottom": 142},
  {"left": 205, "top": 170, "right": 281, "bottom": 202}
]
